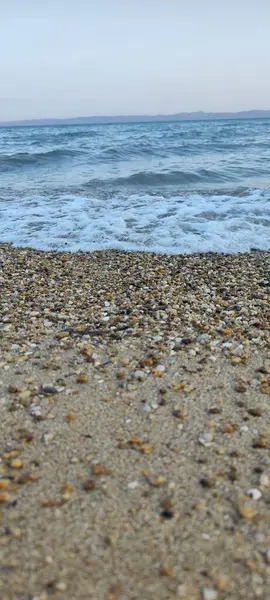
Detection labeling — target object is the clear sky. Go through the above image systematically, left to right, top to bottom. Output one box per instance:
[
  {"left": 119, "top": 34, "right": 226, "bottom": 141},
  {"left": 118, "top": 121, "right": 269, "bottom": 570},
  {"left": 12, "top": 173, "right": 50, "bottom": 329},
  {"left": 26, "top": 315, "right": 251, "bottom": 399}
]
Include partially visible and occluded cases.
[{"left": 1, "top": 0, "right": 270, "bottom": 121}]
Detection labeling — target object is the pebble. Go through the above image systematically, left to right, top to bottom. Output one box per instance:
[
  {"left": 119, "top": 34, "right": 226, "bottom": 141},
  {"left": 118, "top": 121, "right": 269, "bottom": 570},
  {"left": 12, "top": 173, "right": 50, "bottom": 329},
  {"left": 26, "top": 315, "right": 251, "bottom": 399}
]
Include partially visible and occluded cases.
[
  {"left": 154, "top": 364, "right": 165, "bottom": 373},
  {"left": 133, "top": 370, "right": 145, "bottom": 380},
  {"left": 236, "top": 382, "right": 247, "bottom": 393},
  {"left": 41, "top": 385, "right": 58, "bottom": 395},
  {"left": 29, "top": 404, "right": 42, "bottom": 418},
  {"left": 198, "top": 432, "right": 213, "bottom": 447},
  {"left": 10, "top": 458, "right": 23, "bottom": 469},
  {"left": 259, "top": 474, "right": 269, "bottom": 488},
  {"left": 0, "top": 479, "right": 10, "bottom": 490},
  {"left": 128, "top": 480, "right": 139, "bottom": 490},
  {"left": 247, "top": 488, "right": 262, "bottom": 501},
  {"left": 0, "top": 491, "right": 10, "bottom": 503},
  {"left": 238, "top": 497, "right": 257, "bottom": 519},
  {"left": 55, "top": 582, "right": 67, "bottom": 592},
  {"left": 200, "top": 588, "right": 218, "bottom": 600}
]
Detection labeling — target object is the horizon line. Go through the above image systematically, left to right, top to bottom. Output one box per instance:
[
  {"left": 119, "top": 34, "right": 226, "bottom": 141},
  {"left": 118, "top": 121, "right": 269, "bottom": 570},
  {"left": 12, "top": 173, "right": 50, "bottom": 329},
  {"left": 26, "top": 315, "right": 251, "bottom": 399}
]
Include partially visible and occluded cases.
[{"left": 1, "top": 108, "right": 270, "bottom": 127}]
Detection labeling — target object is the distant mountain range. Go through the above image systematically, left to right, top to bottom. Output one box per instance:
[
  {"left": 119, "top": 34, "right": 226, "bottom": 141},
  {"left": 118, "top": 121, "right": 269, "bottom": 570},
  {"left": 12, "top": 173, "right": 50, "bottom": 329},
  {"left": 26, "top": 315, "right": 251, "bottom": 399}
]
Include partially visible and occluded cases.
[{"left": 1, "top": 110, "right": 270, "bottom": 127}]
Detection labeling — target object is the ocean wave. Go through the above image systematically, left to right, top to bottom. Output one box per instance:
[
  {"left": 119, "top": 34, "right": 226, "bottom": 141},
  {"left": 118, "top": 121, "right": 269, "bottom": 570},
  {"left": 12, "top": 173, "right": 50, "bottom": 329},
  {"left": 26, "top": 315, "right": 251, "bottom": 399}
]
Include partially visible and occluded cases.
[
  {"left": 0, "top": 148, "right": 82, "bottom": 170},
  {"left": 85, "top": 168, "right": 234, "bottom": 188},
  {"left": 0, "top": 189, "right": 269, "bottom": 253}
]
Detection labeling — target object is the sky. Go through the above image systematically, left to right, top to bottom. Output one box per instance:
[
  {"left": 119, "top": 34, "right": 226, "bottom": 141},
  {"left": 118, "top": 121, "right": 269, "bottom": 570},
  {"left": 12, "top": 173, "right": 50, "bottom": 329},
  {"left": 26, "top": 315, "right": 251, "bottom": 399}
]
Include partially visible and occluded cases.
[{"left": 0, "top": 0, "right": 270, "bottom": 121}]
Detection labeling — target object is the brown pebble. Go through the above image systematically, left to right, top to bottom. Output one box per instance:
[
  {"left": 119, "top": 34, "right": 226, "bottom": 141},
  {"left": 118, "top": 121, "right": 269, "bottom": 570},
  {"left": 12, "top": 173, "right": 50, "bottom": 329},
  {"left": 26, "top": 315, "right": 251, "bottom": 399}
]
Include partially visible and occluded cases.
[
  {"left": 56, "top": 332, "right": 70, "bottom": 339},
  {"left": 231, "top": 357, "right": 241, "bottom": 365},
  {"left": 116, "top": 371, "right": 125, "bottom": 379},
  {"left": 76, "top": 375, "right": 88, "bottom": 384},
  {"left": 172, "top": 383, "right": 186, "bottom": 391},
  {"left": 235, "top": 383, "right": 247, "bottom": 393},
  {"left": 260, "top": 384, "right": 270, "bottom": 395},
  {"left": 8, "top": 385, "right": 21, "bottom": 393},
  {"left": 208, "top": 406, "right": 222, "bottom": 414},
  {"left": 172, "top": 407, "right": 187, "bottom": 419},
  {"left": 248, "top": 407, "right": 263, "bottom": 417},
  {"left": 65, "top": 414, "right": 75, "bottom": 423},
  {"left": 223, "top": 424, "right": 235, "bottom": 434},
  {"left": 18, "top": 431, "right": 34, "bottom": 443},
  {"left": 253, "top": 437, "right": 269, "bottom": 449},
  {"left": 118, "top": 441, "right": 127, "bottom": 450},
  {"left": 139, "top": 443, "right": 153, "bottom": 455},
  {"left": 3, "top": 450, "right": 19, "bottom": 460},
  {"left": 10, "top": 459, "right": 23, "bottom": 469},
  {"left": 92, "top": 463, "right": 111, "bottom": 476},
  {"left": 228, "top": 466, "right": 238, "bottom": 481},
  {"left": 143, "top": 470, "right": 166, "bottom": 487},
  {"left": 0, "top": 479, "right": 10, "bottom": 490},
  {"left": 83, "top": 479, "right": 96, "bottom": 491},
  {"left": 61, "top": 483, "right": 73, "bottom": 500},
  {"left": 0, "top": 491, "right": 10, "bottom": 504},
  {"left": 160, "top": 496, "right": 174, "bottom": 519},
  {"left": 238, "top": 497, "right": 257, "bottom": 520},
  {"left": 41, "top": 499, "right": 65, "bottom": 508},
  {"left": 159, "top": 565, "right": 172, "bottom": 576}
]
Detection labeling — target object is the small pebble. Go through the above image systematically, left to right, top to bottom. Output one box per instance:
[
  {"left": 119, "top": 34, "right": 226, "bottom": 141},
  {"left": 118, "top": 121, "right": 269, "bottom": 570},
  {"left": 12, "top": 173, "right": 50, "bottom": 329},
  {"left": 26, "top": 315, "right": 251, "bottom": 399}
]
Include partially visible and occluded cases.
[
  {"left": 133, "top": 370, "right": 145, "bottom": 381},
  {"left": 236, "top": 383, "right": 247, "bottom": 393},
  {"left": 41, "top": 385, "right": 58, "bottom": 395},
  {"left": 29, "top": 404, "right": 42, "bottom": 418},
  {"left": 198, "top": 432, "right": 213, "bottom": 447},
  {"left": 10, "top": 458, "right": 23, "bottom": 469},
  {"left": 260, "top": 474, "right": 269, "bottom": 488},
  {"left": 0, "top": 479, "right": 10, "bottom": 490},
  {"left": 128, "top": 481, "right": 139, "bottom": 490},
  {"left": 247, "top": 488, "right": 262, "bottom": 501},
  {"left": 0, "top": 491, "right": 10, "bottom": 503},
  {"left": 238, "top": 497, "right": 257, "bottom": 519},
  {"left": 55, "top": 582, "right": 67, "bottom": 592},
  {"left": 200, "top": 588, "right": 218, "bottom": 600}
]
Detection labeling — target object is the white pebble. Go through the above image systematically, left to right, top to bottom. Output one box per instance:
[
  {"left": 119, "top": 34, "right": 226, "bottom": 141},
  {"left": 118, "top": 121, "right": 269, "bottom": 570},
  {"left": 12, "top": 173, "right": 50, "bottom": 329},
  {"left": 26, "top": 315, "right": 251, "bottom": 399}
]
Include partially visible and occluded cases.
[
  {"left": 43, "top": 320, "right": 53, "bottom": 327},
  {"left": 155, "top": 364, "right": 165, "bottom": 372},
  {"left": 134, "top": 370, "right": 145, "bottom": 380},
  {"left": 29, "top": 404, "right": 42, "bottom": 418},
  {"left": 240, "top": 425, "right": 249, "bottom": 433},
  {"left": 198, "top": 432, "right": 213, "bottom": 447},
  {"left": 128, "top": 481, "right": 139, "bottom": 490},
  {"left": 247, "top": 488, "right": 262, "bottom": 501},
  {"left": 55, "top": 581, "right": 67, "bottom": 592},
  {"left": 200, "top": 588, "right": 218, "bottom": 600}
]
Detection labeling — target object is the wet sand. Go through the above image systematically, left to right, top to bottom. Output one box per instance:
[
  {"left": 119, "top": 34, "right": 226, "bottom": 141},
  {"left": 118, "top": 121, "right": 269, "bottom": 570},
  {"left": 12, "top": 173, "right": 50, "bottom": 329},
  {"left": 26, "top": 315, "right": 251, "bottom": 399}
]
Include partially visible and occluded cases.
[{"left": 0, "top": 245, "right": 269, "bottom": 600}]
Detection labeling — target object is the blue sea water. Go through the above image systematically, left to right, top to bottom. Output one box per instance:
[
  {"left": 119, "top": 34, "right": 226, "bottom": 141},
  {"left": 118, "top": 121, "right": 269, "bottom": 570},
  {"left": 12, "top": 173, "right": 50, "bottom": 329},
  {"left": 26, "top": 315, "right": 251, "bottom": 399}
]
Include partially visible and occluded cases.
[{"left": 0, "top": 119, "right": 269, "bottom": 253}]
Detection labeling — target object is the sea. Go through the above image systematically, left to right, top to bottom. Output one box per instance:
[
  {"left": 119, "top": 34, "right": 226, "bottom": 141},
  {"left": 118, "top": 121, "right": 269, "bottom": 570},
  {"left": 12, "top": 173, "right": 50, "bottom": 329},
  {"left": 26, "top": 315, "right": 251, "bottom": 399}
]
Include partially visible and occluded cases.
[{"left": 0, "top": 119, "right": 269, "bottom": 253}]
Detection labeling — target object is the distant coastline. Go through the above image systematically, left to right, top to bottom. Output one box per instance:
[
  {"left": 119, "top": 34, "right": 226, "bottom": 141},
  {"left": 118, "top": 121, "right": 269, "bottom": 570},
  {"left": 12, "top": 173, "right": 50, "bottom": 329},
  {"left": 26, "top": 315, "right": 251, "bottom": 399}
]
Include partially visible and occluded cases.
[{"left": 1, "top": 109, "right": 270, "bottom": 127}]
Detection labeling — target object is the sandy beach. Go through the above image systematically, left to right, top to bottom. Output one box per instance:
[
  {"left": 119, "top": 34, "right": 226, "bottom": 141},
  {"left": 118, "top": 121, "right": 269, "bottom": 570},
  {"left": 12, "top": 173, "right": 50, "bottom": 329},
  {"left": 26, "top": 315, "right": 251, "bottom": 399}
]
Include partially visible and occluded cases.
[{"left": 0, "top": 244, "right": 269, "bottom": 600}]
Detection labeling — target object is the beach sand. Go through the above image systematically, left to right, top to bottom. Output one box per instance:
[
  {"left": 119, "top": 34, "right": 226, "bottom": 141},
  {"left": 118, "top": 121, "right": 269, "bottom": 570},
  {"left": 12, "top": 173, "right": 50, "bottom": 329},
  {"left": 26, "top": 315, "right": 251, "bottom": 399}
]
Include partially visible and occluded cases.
[{"left": 0, "top": 245, "right": 269, "bottom": 600}]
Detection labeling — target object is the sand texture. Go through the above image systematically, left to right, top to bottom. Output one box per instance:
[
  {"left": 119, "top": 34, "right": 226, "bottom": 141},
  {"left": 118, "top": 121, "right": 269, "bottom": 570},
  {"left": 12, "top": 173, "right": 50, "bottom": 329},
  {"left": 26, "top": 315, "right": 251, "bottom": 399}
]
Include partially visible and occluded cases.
[{"left": 0, "top": 245, "right": 270, "bottom": 600}]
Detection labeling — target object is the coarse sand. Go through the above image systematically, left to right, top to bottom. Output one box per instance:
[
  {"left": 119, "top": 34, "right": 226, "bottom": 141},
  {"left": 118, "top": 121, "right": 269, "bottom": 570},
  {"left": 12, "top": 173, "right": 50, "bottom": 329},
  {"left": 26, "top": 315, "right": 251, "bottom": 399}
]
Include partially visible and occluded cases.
[{"left": 0, "top": 245, "right": 269, "bottom": 600}]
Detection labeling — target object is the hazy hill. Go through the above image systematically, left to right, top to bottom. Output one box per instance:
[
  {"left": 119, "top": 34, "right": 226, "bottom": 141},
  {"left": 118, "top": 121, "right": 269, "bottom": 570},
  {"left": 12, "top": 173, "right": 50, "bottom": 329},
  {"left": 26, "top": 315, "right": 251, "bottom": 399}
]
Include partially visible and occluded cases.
[{"left": 1, "top": 110, "right": 270, "bottom": 127}]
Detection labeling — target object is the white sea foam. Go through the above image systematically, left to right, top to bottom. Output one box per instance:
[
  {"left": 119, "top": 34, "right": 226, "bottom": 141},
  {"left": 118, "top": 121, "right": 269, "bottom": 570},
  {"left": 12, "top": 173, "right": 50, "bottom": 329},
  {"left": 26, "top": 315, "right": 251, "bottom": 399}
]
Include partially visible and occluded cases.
[{"left": 0, "top": 190, "right": 269, "bottom": 253}]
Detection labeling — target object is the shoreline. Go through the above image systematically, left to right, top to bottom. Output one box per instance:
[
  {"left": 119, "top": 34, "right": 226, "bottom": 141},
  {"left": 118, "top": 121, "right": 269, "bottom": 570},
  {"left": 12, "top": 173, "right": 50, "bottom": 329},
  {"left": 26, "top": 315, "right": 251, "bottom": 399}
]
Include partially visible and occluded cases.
[{"left": 0, "top": 244, "right": 269, "bottom": 599}]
